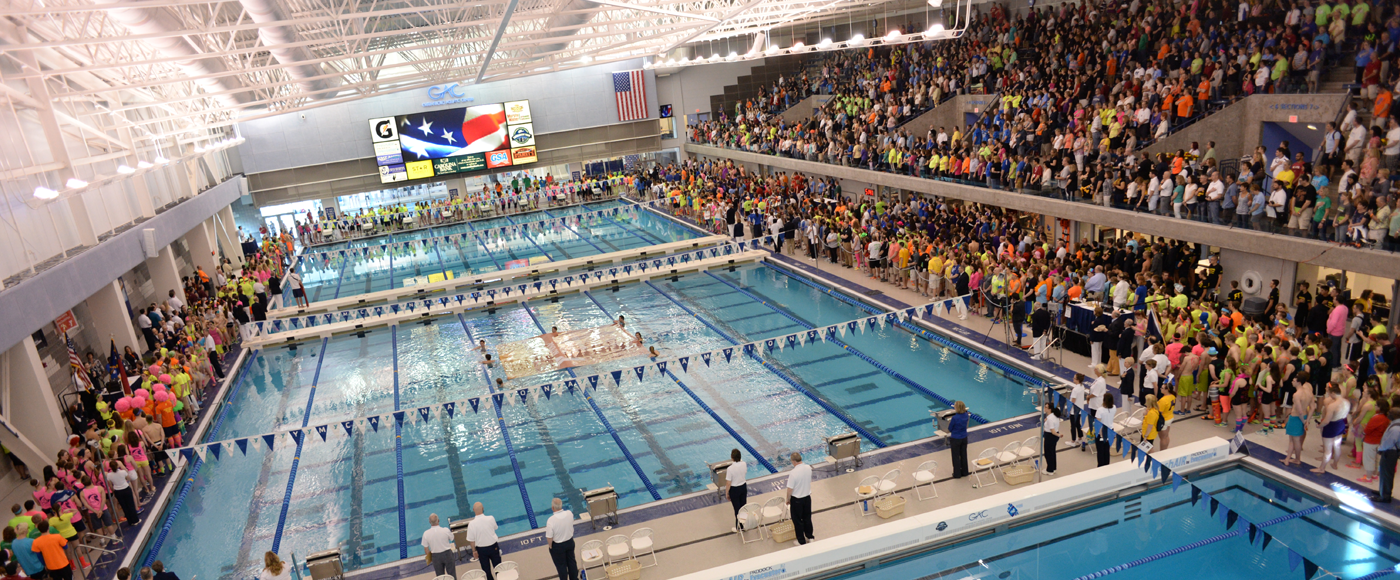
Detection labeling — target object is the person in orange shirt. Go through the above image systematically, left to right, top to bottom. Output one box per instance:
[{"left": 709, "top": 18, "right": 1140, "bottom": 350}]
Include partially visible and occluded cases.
[
  {"left": 1197, "top": 79, "right": 1211, "bottom": 103},
  {"left": 1176, "top": 93, "right": 1194, "bottom": 121},
  {"left": 31, "top": 520, "right": 71, "bottom": 580}
]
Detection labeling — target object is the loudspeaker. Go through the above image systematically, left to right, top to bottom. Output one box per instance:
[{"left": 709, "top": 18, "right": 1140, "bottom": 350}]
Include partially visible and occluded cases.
[{"left": 142, "top": 228, "right": 159, "bottom": 258}]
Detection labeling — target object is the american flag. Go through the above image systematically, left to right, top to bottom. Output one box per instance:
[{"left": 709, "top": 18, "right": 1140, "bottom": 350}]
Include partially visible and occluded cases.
[
  {"left": 613, "top": 70, "right": 648, "bottom": 122},
  {"left": 66, "top": 336, "right": 94, "bottom": 392},
  {"left": 110, "top": 338, "right": 131, "bottom": 395}
]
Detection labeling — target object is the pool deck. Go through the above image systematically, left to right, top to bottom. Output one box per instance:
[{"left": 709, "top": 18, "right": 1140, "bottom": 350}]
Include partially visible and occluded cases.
[{"left": 342, "top": 248, "right": 1298, "bottom": 580}]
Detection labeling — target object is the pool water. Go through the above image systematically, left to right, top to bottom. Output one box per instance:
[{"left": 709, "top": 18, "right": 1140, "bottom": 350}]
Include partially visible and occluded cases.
[
  {"left": 295, "top": 201, "right": 701, "bottom": 303},
  {"left": 147, "top": 262, "right": 1037, "bottom": 580},
  {"left": 833, "top": 466, "right": 1400, "bottom": 580}
]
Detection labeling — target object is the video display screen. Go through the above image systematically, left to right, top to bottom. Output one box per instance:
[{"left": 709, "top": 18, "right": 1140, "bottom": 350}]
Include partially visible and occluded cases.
[{"left": 370, "top": 99, "right": 536, "bottom": 183}]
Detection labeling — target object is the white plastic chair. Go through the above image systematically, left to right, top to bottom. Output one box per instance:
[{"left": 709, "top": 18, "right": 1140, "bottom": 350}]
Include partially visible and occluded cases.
[
  {"left": 1119, "top": 407, "right": 1146, "bottom": 439},
  {"left": 1016, "top": 436, "right": 1038, "bottom": 461},
  {"left": 996, "top": 441, "right": 1022, "bottom": 467},
  {"left": 972, "top": 447, "right": 1000, "bottom": 489},
  {"left": 913, "top": 460, "right": 939, "bottom": 501},
  {"left": 876, "top": 468, "right": 901, "bottom": 499},
  {"left": 853, "top": 475, "right": 881, "bottom": 516},
  {"left": 737, "top": 504, "right": 765, "bottom": 543},
  {"left": 630, "top": 527, "right": 657, "bottom": 568},
  {"left": 604, "top": 534, "right": 631, "bottom": 565},
  {"left": 579, "top": 539, "right": 606, "bottom": 575},
  {"left": 492, "top": 562, "right": 518, "bottom": 580},
  {"left": 460, "top": 572, "right": 486, "bottom": 580},
  {"left": 433, "top": 575, "right": 453, "bottom": 580}
]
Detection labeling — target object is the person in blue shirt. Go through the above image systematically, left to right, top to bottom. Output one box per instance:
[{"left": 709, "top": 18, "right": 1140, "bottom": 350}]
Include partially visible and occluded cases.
[
  {"left": 1249, "top": 185, "right": 1268, "bottom": 230},
  {"left": 948, "top": 401, "right": 971, "bottom": 478},
  {"left": 10, "top": 526, "right": 42, "bottom": 578}
]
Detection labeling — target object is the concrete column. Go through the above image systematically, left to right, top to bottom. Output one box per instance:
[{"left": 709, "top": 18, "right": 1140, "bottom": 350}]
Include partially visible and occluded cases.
[
  {"left": 65, "top": 196, "right": 99, "bottom": 247},
  {"left": 217, "top": 205, "right": 244, "bottom": 265},
  {"left": 185, "top": 220, "right": 218, "bottom": 276},
  {"left": 146, "top": 245, "right": 186, "bottom": 306},
  {"left": 86, "top": 280, "right": 140, "bottom": 355},
  {"left": 1390, "top": 280, "right": 1399, "bottom": 332},
  {"left": 2, "top": 338, "right": 64, "bottom": 470}
]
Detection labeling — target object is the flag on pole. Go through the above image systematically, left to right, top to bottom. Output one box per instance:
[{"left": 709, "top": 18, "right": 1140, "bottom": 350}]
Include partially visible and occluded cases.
[
  {"left": 612, "top": 70, "right": 648, "bottom": 121},
  {"left": 67, "top": 337, "right": 94, "bottom": 393},
  {"left": 109, "top": 339, "right": 132, "bottom": 395}
]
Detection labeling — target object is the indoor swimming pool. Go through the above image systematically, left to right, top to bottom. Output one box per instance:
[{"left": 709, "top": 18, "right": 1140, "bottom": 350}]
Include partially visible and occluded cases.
[
  {"left": 294, "top": 201, "right": 700, "bottom": 303},
  {"left": 141, "top": 261, "right": 1039, "bottom": 580},
  {"left": 831, "top": 465, "right": 1400, "bottom": 580}
]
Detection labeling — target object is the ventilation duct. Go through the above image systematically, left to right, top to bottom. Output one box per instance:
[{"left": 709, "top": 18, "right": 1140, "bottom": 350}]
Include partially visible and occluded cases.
[
  {"left": 93, "top": 0, "right": 253, "bottom": 107},
  {"left": 237, "top": 0, "right": 343, "bottom": 100}
]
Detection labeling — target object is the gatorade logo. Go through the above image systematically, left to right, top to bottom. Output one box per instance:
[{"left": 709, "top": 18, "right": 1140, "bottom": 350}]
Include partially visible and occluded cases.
[{"left": 369, "top": 117, "right": 398, "bottom": 142}]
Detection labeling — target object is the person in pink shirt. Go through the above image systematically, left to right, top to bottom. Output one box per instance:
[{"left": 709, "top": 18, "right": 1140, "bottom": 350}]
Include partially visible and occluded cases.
[
  {"left": 1328, "top": 298, "right": 1350, "bottom": 369},
  {"left": 1165, "top": 336, "right": 1186, "bottom": 368},
  {"left": 78, "top": 475, "right": 114, "bottom": 538},
  {"left": 31, "top": 479, "right": 51, "bottom": 511}
]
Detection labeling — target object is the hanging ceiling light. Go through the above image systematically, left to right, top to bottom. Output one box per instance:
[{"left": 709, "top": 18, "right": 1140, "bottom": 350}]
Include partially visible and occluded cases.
[
  {"left": 928, "top": 24, "right": 945, "bottom": 35},
  {"left": 887, "top": 30, "right": 901, "bottom": 40},
  {"left": 819, "top": 38, "right": 832, "bottom": 48},
  {"left": 765, "top": 44, "right": 780, "bottom": 54},
  {"left": 154, "top": 155, "right": 169, "bottom": 165},
  {"left": 137, "top": 160, "right": 154, "bottom": 169},
  {"left": 117, "top": 165, "right": 136, "bottom": 174},
  {"left": 65, "top": 178, "right": 88, "bottom": 189},
  {"left": 33, "top": 186, "right": 59, "bottom": 200}
]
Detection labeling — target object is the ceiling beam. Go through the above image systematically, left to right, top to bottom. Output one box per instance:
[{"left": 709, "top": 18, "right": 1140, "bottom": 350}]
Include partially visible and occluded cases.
[{"left": 475, "top": 0, "right": 521, "bottom": 83}]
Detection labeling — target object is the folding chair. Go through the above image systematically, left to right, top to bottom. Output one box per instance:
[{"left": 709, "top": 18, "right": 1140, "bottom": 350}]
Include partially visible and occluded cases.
[
  {"left": 1016, "top": 436, "right": 1039, "bottom": 462},
  {"left": 996, "top": 441, "right": 1022, "bottom": 468},
  {"left": 972, "top": 447, "right": 1000, "bottom": 488},
  {"left": 913, "top": 460, "right": 939, "bottom": 501},
  {"left": 876, "top": 468, "right": 901, "bottom": 499},
  {"left": 853, "top": 475, "right": 880, "bottom": 516},
  {"left": 737, "top": 504, "right": 766, "bottom": 543},
  {"left": 630, "top": 527, "right": 657, "bottom": 568},
  {"left": 604, "top": 534, "right": 631, "bottom": 566},
  {"left": 579, "top": 540, "right": 606, "bottom": 576},
  {"left": 492, "top": 562, "right": 518, "bottom": 580},
  {"left": 460, "top": 571, "right": 486, "bottom": 580}
]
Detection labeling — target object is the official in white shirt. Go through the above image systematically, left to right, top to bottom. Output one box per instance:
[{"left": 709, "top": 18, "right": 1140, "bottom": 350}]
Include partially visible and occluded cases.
[
  {"left": 1094, "top": 393, "right": 1118, "bottom": 467},
  {"left": 721, "top": 449, "right": 748, "bottom": 532},
  {"left": 784, "top": 452, "right": 815, "bottom": 544},
  {"left": 545, "top": 498, "right": 578, "bottom": 580},
  {"left": 467, "top": 502, "right": 501, "bottom": 580},
  {"left": 421, "top": 514, "right": 456, "bottom": 578}
]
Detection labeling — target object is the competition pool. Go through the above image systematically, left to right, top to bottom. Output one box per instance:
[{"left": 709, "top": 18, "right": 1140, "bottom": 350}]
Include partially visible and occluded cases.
[
  {"left": 294, "top": 201, "right": 702, "bottom": 303},
  {"left": 140, "top": 260, "right": 1042, "bottom": 580},
  {"left": 830, "top": 465, "right": 1400, "bottom": 580}
]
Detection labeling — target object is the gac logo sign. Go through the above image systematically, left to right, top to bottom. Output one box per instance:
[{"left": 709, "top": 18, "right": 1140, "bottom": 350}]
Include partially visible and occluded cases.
[
  {"left": 428, "top": 83, "right": 468, "bottom": 100},
  {"left": 967, "top": 509, "right": 989, "bottom": 521}
]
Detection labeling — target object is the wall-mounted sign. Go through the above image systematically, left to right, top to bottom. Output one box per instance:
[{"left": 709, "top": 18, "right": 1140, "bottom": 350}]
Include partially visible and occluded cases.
[{"left": 425, "top": 83, "right": 475, "bottom": 107}]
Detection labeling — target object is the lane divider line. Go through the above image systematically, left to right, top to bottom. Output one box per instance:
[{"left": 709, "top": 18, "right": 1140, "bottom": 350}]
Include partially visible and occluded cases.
[
  {"left": 705, "top": 270, "right": 988, "bottom": 425},
  {"left": 641, "top": 280, "right": 887, "bottom": 448},
  {"left": 581, "top": 291, "right": 778, "bottom": 474},
  {"left": 518, "top": 302, "right": 664, "bottom": 500},
  {"left": 457, "top": 314, "right": 539, "bottom": 529},
  {"left": 271, "top": 337, "right": 330, "bottom": 553}
]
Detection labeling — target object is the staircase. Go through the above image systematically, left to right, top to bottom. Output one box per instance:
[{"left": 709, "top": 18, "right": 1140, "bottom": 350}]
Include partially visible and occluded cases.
[{"left": 708, "top": 54, "right": 814, "bottom": 120}]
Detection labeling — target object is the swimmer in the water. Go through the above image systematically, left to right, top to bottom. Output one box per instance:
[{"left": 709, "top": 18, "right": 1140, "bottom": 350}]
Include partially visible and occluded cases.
[
  {"left": 616, "top": 315, "right": 626, "bottom": 329},
  {"left": 550, "top": 326, "right": 558, "bottom": 335},
  {"left": 634, "top": 331, "right": 643, "bottom": 346},
  {"left": 473, "top": 339, "right": 487, "bottom": 352},
  {"left": 648, "top": 345, "right": 660, "bottom": 357},
  {"left": 481, "top": 353, "right": 495, "bottom": 368},
  {"left": 495, "top": 377, "right": 505, "bottom": 392}
]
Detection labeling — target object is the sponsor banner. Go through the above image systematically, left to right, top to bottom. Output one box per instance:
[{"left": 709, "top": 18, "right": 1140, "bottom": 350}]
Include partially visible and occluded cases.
[
  {"left": 504, "top": 100, "right": 532, "bottom": 124},
  {"left": 369, "top": 117, "right": 398, "bottom": 142},
  {"left": 507, "top": 123, "right": 536, "bottom": 147},
  {"left": 373, "top": 141, "right": 403, "bottom": 166},
  {"left": 511, "top": 146, "right": 538, "bottom": 164},
  {"left": 485, "top": 149, "right": 513, "bottom": 168},
  {"left": 433, "top": 153, "right": 487, "bottom": 174},
  {"left": 405, "top": 160, "right": 435, "bottom": 180},
  {"left": 379, "top": 164, "right": 408, "bottom": 182}
]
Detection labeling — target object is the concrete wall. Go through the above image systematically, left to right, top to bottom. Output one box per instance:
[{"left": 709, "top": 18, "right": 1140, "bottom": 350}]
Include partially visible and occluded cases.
[
  {"left": 237, "top": 59, "right": 658, "bottom": 175},
  {"left": 657, "top": 60, "right": 763, "bottom": 150},
  {"left": 1144, "top": 93, "right": 1347, "bottom": 164},
  {"left": 778, "top": 94, "right": 833, "bottom": 124},
  {"left": 900, "top": 94, "right": 996, "bottom": 137},
  {"left": 685, "top": 143, "right": 1400, "bottom": 279},
  {"left": 1219, "top": 248, "right": 1297, "bottom": 303}
]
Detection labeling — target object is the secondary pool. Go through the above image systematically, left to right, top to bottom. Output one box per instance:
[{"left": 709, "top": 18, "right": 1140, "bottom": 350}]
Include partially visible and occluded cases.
[
  {"left": 295, "top": 201, "right": 701, "bottom": 303},
  {"left": 139, "top": 259, "right": 1040, "bottom": 580},
  {"left": 829, "top": 465, "right": 1400, "bottom": 580}
]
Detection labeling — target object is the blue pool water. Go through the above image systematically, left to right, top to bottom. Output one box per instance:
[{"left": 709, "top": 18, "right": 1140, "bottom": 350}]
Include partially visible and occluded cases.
[
  {"left": 295, "top": 201, "right": 701, "bottom": 303},
  {"left": 146, "top": 261, "right": 1039, "bottom": 580},
  {"left": 834, "top": 465, "right": 1400, "bottom": 580}
]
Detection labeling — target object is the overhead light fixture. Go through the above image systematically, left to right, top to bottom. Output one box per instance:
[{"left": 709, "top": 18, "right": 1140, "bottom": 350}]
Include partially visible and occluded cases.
[
  {"left": 928, "top": 0, "right": 942, "bottom": 6},
  {"left": 928, "top": 24, "right": 945, "bottom": 35},
  {"left": 887, "top": 30, "right": 901, "bottom": 40},
  {"left": 849, "top": 34, "right": 864, "bottom": 45},
  {"left": 819, "top": 38, "right": 832, "bottom": 48},
  {"left": 791, "top": 41, "right": 804, "bottom": 51},
  {"left": 765, "top": 44, "right": 779, "bottom": 54},
  {"left": 727, "top": 51, "right": 738, "bottom": 60},
  {"left": 709, "top": 53, "right": 720, "bottom": 61},
  {"left": 580, "top": 55, "right": 593, "bottom": 63},
  {"left": 666, "top": 59, "right": 676, "bottom": 65},
  {"left": 643, "top": 61, "right": 652, "bottom": 69},
  {"left": 194, "top": 145, "right": 206, "bottom": 153},
  {"left": 154, "top": 155, "right": 169, "bottom": 165},
  {"left": 137, "top": 160, "right": 154, "bottom": 169},
  {"left": 117, "top": 165, "right": 136, "bottom": 174},
  {"left": 66, "top": 178, "right": 88, "bottom": 189},
  {"left": 33, "top": 186, "right": 59, "bottom": 200}
]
